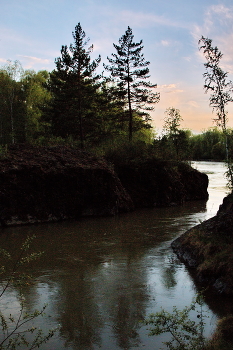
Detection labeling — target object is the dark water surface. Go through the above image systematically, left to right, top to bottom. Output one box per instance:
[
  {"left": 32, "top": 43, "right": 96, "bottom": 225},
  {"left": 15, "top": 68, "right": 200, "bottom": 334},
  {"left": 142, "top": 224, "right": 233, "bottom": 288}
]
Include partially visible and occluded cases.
[{"left": 0, "top": 161, "right": 230, "bottom": 349}]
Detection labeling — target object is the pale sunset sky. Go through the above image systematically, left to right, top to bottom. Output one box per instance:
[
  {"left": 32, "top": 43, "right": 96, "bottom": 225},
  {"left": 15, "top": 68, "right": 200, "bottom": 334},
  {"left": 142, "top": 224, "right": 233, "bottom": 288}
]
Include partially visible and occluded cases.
[{"left": 1, "top": 0, "right": 233, "bottom": 133}]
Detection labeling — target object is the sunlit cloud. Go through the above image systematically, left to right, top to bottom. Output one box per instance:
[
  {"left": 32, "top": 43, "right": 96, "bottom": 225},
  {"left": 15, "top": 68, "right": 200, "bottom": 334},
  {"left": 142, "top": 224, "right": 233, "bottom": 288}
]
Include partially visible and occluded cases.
[
  {"left": 191, "top": 4, "right": 233, "bottom": 39},
  {"left": 192, "top": 4, "right": 233, "bottom": 74},
  {"left": 209, "top": 4, "right": 233, "bottom": 20},
  {"left": 88, "top": 7, "right": 189, "bottom": 60},
  {"left": 98, "top": 8, "right": 190, "bottom": 30},
  {"left": 120, "top": 10, "right": 168, "bottom": 27},
  {"left": 214, "top": 33, "right": 233, "bottom": 74},
  {"left": 161, "top": 40, "right": 170, "bottom": 47},
  {"left": 17, "top": 55, "right": 52, "bottom": 69},
  {"left": 18, "top": 55, "right": 50, "bottom": 64},
  {"left": 158, "top": 84, "right": 184, "bottom": 93},
  {"left": 160, "top": 84, "right": 176, "bottom": 89},
  {"left": 188, "top": 100, "right": 199, "bottom": 108}
]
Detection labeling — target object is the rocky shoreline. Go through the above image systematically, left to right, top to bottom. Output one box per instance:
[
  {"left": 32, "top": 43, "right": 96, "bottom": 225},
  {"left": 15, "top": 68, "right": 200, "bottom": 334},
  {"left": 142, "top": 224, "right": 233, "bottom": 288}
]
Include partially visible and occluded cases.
[
  {"left": 0, "top": 144, "right": 208, "bottom": 227},
  {"left": 171, "top": 192, "right": 233, "bottom": 348},
  {"left": 172, "top": 192, "right": 233, "bottom": 295}
]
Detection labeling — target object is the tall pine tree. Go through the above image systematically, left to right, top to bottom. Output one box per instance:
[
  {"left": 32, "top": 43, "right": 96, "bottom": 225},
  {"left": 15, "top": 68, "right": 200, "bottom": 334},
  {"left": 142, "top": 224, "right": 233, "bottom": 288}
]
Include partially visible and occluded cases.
[
  {"left": 50, "top": 23, "right": 101, "bottom": 147},
  {"left": 104, "top": 27, "right": 160, "bottom": 141}
]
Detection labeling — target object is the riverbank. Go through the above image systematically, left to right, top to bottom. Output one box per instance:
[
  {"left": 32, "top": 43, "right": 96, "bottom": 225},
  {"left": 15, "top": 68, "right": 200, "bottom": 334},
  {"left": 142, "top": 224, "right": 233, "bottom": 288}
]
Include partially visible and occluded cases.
[
  {"left": 0, "top": 144, "right": 208, "bottom": 226},
  {"left": 171, "top": 185, "right": 233, "bottom": 349},
  {"left": 172, "top": 192, "right": 233, "bottom": 295}
]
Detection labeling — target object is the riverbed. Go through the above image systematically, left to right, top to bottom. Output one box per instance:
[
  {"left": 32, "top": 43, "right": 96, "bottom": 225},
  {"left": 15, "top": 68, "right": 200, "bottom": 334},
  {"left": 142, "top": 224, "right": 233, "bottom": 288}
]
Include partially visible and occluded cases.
[{"left": 0, "top": 161, "right": 230, "bottom": 349}]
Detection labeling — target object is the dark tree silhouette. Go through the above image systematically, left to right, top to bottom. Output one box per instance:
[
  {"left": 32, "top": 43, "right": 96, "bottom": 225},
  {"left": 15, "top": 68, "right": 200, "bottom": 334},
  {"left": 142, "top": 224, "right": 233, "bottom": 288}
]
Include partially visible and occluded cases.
[
  {"left": 50, "top": 23, "right": 101, "bottom": 147},
  {"left": 104, "top": 27, "right": 160, "bottom": 141},
  {"left": 199, "top": 36, "right": 233, "bottom": 160}
]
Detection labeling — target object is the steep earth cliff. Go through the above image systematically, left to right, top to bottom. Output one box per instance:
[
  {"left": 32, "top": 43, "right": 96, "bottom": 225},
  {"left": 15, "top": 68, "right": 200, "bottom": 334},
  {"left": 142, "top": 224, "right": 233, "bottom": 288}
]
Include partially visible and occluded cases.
[
  {"left": 0, "top": 144, "right": 208, "bottom": 226},
  {"left": 0, "top": 144, "right": 133, "bottom": 226},
  {"left": 114, "top": 159, "right": 209, "bottom": 207}
]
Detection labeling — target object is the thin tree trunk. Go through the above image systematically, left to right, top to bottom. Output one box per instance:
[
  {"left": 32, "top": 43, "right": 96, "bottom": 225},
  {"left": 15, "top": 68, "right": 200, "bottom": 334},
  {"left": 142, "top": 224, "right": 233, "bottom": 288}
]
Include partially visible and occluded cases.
[
  {"left": 77, "top": 69, "right": 84, "bottom": 149},
  {"left": 127, "top": 70, "right": 132, "bottom": 142},
  {"left": 9, "top": 90, "right": 15, "bottom": 144},
  {"left": 128, "top": 90, "right": 132, "bottom": 142},
  {"left": 78, "top": 107, "right": 84, "bottom": 149}
]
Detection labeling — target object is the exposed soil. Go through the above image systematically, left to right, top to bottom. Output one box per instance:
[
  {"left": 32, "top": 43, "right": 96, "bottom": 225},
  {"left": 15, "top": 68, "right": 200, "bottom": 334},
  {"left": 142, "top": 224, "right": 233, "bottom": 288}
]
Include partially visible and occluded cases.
[{"left": 0, "top": 144, "right": 209, "bottom": 226}]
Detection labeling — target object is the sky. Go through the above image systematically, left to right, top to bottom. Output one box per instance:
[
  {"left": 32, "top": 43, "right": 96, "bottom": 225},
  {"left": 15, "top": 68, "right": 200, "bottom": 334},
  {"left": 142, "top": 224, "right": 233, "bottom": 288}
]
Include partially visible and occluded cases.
[{"left": 1, "top": 0, "right": 233, "bottom": 133}]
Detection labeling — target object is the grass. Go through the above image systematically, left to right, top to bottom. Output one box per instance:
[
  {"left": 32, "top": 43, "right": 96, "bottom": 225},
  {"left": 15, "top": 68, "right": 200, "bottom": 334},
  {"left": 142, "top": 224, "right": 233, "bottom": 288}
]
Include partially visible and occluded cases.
[{"left": 204, "top": 315, "right": 233, "bottom": 350}]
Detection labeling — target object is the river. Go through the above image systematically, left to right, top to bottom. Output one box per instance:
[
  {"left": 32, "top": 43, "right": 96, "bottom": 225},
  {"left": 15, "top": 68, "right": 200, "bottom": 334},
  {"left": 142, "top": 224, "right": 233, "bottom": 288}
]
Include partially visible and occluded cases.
[{"left": 0, "top": 161, "right": 230, "bottom": 349}]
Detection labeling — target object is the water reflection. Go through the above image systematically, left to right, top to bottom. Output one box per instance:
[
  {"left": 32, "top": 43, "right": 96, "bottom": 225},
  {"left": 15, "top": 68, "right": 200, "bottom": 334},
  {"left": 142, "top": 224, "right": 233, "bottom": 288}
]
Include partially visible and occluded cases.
[
  {"left": 0, "top": 162, "right": 229, "bottom": 349},
  {"left": 161, "top": 258, "right": 178, "bottom": 290},
  {"left": 57, "top": 278, "right": 103, "bottom": 349}
]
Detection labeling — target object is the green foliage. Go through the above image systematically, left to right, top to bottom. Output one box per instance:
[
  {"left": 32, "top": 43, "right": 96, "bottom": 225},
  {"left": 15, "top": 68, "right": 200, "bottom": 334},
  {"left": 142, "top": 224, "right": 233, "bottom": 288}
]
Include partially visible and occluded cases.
[
  {"left": 50, "top": 22, "right": 101, "bottom": 148},
  {"left": 0, "top": 25, "right": 158, "bottom": 149},
  {"left": 104, "top": 26, "right": 159, "bottom": 141},
  {"left": 199, "top": 36, "right": 233, "bottom": 164},
  {"left": 199, "top": 36, "right": 233, "bottom": 187},
  {"left": 199, "top": 37, "right": 233, "bottom": 134},
  {"left": 0, "top": 61, "right": 25, "bottom": 144},
  {"left": 0, "top": 62, "right": 52, "bottom": 145},
  {"left": 21, "top": 70, "right": 52, "bottom": 142},
  {"left": 163, "top": 107, "right": 183, "bottom": 136},
  {"left": 161, "top": 108, "right": 189, "bottom": 160},
  {"left": 155, "top": 126, "right": 233, "bottom": 162},
  {"left": 189, "top": 128, "right": 225, "bottom": 160},
  {"left": 155, "top": 130, "right": 191, "bottom": 161},
  {"left": 102, "top": 131, "right": 156, "bottom": 166},
  {"left": 0, "top": 146, "right": 8, "bottom": 159},
  {"left": 0, "top": 235, "right": 56, "bottom": 349},
  {"left": 144, "top": 295, "right": 207, "bottom": 350},
  {"left": 0, "top": 303, "right": 55, "bottom": 350}
]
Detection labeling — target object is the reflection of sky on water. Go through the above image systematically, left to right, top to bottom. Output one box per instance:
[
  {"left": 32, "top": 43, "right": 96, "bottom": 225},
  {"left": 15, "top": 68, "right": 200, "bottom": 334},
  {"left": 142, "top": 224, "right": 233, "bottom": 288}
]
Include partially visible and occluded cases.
[
  {"left": 192, "top": 161, "right": 229, "bottom": 219},
  {"left": 0, "top": 162, "right": 229, "bottom": 349}
]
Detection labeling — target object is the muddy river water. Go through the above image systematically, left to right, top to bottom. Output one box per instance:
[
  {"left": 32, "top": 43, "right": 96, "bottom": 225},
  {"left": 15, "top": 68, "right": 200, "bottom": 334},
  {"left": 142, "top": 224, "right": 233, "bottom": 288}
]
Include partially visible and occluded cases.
[{"left": 0, "top": 161, "right": 230, "bottom": 349}]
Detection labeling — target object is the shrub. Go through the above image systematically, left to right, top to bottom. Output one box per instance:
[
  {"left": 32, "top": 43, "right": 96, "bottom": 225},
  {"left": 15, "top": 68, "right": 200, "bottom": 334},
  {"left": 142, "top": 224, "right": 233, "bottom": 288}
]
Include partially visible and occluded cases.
[
  {"left": 0, "top": 235, "right": 56, "bottom": 349},
  {"left": 144, "top": 294, "right": 207, "bottom": 350}
]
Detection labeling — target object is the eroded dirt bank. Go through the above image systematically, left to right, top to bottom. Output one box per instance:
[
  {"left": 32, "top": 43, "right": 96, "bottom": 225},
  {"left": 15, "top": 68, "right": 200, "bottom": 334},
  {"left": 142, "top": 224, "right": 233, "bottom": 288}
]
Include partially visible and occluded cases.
[
  {"left": 0, "top": 144, "right": 208, "bottom": 226},
  {"left": 0, "top": 144, "right": 134, "bottom": 225}
]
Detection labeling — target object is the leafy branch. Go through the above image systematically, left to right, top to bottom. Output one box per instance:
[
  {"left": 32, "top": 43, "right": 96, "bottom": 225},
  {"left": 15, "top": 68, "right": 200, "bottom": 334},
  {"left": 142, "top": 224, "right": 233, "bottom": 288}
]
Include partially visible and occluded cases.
[
  {"left": 0, "top": 236, "right": 57, "bottom": 349},
  {"left": 144, "top": 294, "right": 208, "bottom": 350}
]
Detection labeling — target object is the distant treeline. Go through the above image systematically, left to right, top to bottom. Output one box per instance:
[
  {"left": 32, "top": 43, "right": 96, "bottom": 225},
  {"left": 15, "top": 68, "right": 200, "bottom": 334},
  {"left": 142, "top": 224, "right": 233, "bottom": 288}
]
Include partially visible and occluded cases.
[
  {"left": 0, "top": 23, "right": 232, "bottom": 162},
  {"left": 0, "top": 24, "right": 159, "bottom": 149},
  {"left": 155, "top": 128, "right": 233, "bottom": 161}
]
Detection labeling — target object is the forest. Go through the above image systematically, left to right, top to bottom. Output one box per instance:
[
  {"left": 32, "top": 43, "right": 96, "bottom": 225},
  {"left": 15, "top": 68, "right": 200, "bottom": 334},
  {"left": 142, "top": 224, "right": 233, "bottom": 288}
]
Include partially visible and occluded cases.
[{"left": 0, "top": 23, "right": 232, "bottom": 162}]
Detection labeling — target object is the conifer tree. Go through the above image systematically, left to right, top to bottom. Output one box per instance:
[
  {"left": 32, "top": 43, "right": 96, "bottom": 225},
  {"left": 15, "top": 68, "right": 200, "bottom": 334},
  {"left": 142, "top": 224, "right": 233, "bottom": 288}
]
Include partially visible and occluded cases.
[
  {"left": 50, "top": 23, "right": 101, "bottom": 147},
  {"left": 104, "top": 27, "right": 160, "bottom": 141}
]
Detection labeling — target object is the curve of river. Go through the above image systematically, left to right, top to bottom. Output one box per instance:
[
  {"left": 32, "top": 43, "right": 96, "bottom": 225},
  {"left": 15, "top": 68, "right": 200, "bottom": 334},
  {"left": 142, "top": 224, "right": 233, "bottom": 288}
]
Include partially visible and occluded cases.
[{"left": 0, "top": 161, "right": 230, "bottom": 349}]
